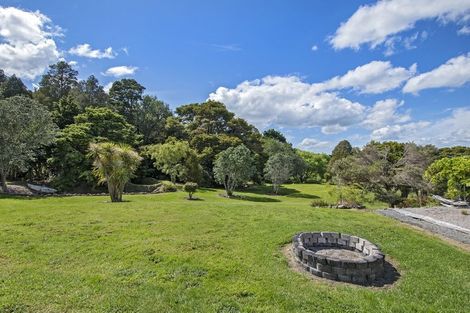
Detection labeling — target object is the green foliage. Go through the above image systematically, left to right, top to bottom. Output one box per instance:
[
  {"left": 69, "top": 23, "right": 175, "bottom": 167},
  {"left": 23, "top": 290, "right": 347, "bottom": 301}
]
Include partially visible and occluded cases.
[
  {"left": 37, "top": 61, "right": 78, "bottom": 104},
  {"left": 0, "top": 74, "right": 31, "bottom": 99},
  {"left": 73, "top": 75, "right": 108, "bottom": 109},
  {"left": 109, "top": 79, "right": 146, "bottom": 124},
  {"left": 136, "top": 95, "right": 172, "bottom": 144},
  {"left": 0, "top": 96, "right": 56, "bottom": 192},
  {"left": 74, "top": 107, "right": 141, "bottom": 145},
  {"left": 50, "top": 108, "right": 141, "bottom": 190},
  {"left": 263, "top": 128, "right": 287, "bottom": 143},
  {"left": 147, "top": 139, "right": 202, "bottom": 183},
  {"left": 88, "top": 142, "right": 142, "bottom": 202},
  {"left": 213, "top": 144, "right": 255, "bottom": 197},
  {"left": 438, "top": 146, "right": 470, "bottom": 158},
  {"left": 296, "top": 150, "right": 330, "bottom": 183},
  {"left": 264, "top": 153, "right": 294, "bottom": 194},
  {"left": 425, "top": 156, "right": 470, "bottom": 200},
  {"left": 158, "top": 181, "right": 178, "bottom": 192},
  {"left": 183, "top": 182, "right": 198, "bottom": 199}
]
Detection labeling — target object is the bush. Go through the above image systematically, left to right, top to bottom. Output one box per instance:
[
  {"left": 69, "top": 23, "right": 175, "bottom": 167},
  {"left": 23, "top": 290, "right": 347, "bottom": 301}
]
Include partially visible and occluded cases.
[
  {"left": 153, "top": 181, "right": 177, "bottom": 193},
  {"left": 183, "top": 182, "right": 198, "bottom": 200},
  {"left": 329, "top": 186, "right": 370, "bottom": 209},
  {"left": 310, "top": 200, "right": 333, "bottom": 208}
]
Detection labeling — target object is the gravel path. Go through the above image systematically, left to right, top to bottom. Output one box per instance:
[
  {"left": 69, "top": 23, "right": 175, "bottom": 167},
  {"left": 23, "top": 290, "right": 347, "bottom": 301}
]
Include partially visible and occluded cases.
[
  {"left": 400, "top": 207, "right": 470, "bottom": 229},
  {"left": 378, "top": 208, "right": 470, "bottom": 245}
]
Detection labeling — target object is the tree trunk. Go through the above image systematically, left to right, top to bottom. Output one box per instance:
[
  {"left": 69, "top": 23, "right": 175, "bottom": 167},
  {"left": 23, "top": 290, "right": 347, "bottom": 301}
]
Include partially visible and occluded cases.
[
  {"left": 0, "top": 169, "right": 8, "bottom": 193},
  {"left": 224, "top": 174, "right": 232, "bottom": 197}
]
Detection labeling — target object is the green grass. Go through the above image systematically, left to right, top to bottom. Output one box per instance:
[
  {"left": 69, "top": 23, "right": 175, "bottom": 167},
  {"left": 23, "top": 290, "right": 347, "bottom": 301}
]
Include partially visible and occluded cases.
[{"left": 0, "top": 184, "right": 469, "bottom": 312}]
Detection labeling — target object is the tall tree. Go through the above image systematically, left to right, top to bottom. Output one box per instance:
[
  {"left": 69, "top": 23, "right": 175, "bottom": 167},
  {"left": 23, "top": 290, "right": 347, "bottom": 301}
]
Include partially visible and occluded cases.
[
  {"left": 36, "top": 61, "right": 78, "bottom": 105},
  {"left": 0, "top": 75, "right": 31, "bottom": 99},
  {"left": 74, "top": 75, "right": 108, "bottom": 108},
  {"left": 109, "top": 79, "right": 145, "bottom": 124},
  {"left": 135, "top": 95, "right": 172, "bottom": 144},
  {"left": 0, "top": 96, "right": 56, "bottom": 192},
  {"left": 89, "top": 142, "right": 142, "bottom": 202},
  {"left": 213, "top": 144, "right": 255, "bottom": 197},
  {"left": 296, "top": 150, "right": 330, "bottom": 183},
  {"left": 425, "top": 156, "right": 470, "bottom": 201}
]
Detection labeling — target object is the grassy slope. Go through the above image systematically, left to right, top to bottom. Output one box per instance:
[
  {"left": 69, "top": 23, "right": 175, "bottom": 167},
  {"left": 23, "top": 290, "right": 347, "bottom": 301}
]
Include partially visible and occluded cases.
[{"left": 0, "top": 184, "right": 469, "bottom": 313}]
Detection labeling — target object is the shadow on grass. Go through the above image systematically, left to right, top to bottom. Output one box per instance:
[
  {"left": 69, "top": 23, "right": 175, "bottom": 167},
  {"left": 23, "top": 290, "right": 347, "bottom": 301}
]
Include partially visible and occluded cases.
[
  {"left": 243, "top": 185, "right": 320, "bottom": 200},
  {"left": 220, "top": 194, "right": 281, "bottom": 203}
]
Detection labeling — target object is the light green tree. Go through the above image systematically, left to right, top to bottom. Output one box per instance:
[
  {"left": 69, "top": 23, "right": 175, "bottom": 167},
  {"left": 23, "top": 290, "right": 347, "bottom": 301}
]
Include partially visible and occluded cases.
[
  {"left": 0, "top": 96, "right": 56, "bottom": 192},
  {"left": 147, "top": 139, "right": 201, "bottom": 183},
  {"left": 88, "top": 142, "right": 142, "bottom": 202},
  {"left": 213, "top": 144, "right": 255, "bottom": 197},
  {"left": 264, "top": 153, "right": 294, "bottom": 194},
  {"left": 425, "top": 156, "right": 470, "bottom": 201}
]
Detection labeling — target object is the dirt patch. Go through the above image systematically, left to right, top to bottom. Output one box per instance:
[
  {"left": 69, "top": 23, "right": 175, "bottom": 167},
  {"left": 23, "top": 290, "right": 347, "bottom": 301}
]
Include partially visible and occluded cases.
[{"left": 282, "top": 244, "right": 401, "bottom": 289}]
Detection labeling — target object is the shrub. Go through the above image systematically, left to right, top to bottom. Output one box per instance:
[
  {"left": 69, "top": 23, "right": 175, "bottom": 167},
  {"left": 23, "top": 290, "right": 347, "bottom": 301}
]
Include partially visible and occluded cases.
[
  {"left": 154, "top": 181, "right": 177, "bottom": 193},
  {"left": 183, "top": 182, "right": 198, "bottom": 200},
  {"left": 310, "top": 200, "right": 333, "bottom": 208}
]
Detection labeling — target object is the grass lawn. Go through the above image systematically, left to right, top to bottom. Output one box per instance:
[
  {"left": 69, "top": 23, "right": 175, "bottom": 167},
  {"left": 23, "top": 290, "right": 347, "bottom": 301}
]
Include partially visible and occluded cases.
[{"left": 0, "top": 184, "right": 469, "bottom": 312}]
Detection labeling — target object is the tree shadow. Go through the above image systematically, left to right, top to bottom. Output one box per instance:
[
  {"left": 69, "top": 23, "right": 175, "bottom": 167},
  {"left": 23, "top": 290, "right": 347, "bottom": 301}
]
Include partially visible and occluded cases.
[
  {"left": 243, "top": 185, "right": 320, "bottom": 199},
  {"left": 219, "top": 194, "right": 281, "bottom": 203}
]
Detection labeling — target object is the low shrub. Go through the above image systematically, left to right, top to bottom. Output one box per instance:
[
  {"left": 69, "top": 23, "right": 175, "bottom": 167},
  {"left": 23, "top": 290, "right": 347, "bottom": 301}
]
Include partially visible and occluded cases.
[
  {"left": 153, "top": 181, "right": 177, "bottom": 193},
  {"left": 183, "top": 182, "right": 198, "bottom": 200},
  {"left": 310, "top": 199, "right": 333, "bottom": 208}
]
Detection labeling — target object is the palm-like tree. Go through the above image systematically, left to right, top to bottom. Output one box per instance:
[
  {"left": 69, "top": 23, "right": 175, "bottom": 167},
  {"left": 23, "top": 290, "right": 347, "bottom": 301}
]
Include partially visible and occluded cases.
[{"left": 88, "top": 142, "right": 142, "bottom": 202}]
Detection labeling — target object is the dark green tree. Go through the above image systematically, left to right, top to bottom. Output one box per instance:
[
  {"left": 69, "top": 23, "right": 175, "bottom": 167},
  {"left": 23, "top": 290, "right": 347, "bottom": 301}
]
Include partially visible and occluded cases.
[
  {"left": 36, "top": 61, "right": 78, "bottom": 105},
  {"left": 0, "top": 75, "right": 31, "bottom": 99},
  {"left": 109, "top": 79, "right": 145, "bottom": 124},
  {"left": 135, "top": 95, "right": 172, "bottom": 144},
  {"left": 263, "top": 128, "right": 287, "bottom": 143}
]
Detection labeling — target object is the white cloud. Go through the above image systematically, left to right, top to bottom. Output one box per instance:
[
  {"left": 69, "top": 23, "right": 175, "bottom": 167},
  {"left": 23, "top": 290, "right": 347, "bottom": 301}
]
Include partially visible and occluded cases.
[
  {"left": 330, "top": 0, "right": 470, "bottom": 50},
  {"left": 0, "top": 6, "right": 61, "bottom": 79},
  {"left": 458, "top": 25, "right": 470, "bottom": 34},
  {"left": 69, "top": 43, "right": 116, "bottom": 59},
  {"left": 311, "top": 45, "right": 318, "bottom": 51},
  {"left": 403, "top": 53, "right": 470, "bottom": 94},
  {"left": 318, "top": 61, "right": 416, "bottom": 94},
  {"left": 102, "top": 65, "right": 138, "bottom": 77},
  {"left": 208, "top": 75, "right": 365, "bottom": 133},
  {"left": 104, "top": 82, "right": 114, "bottom": 93},
  {"left": 363, "top": 99, "right": 411, "bottom": 129},
  {"left": 371, "top": 108, "right": 470, "bottom": 147},
  {"left": 321, "top": 125, "right": 347, "bottom": 134},
  {"left": 298, "top": 138, "right": 331, "bottom": 151}
]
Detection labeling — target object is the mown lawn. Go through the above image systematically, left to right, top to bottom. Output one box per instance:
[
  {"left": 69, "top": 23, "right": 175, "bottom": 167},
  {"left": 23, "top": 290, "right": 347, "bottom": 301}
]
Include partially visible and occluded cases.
[{"left": 0, "top": 184, "right": 469, "bottom": 313}]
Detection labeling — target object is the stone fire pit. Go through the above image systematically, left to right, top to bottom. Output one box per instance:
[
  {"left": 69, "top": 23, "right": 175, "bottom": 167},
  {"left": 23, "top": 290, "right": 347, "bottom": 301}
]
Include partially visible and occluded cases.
[{"left": 292, "top": 232, "right": 385, "bottom": 284}]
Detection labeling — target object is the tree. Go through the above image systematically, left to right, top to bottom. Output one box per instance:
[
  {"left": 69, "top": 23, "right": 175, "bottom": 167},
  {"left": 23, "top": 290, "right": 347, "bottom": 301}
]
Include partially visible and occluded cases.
[
  {"left": 37, "top": 61, "right": 78, "bottom": 104},
  {"left": 0, "top": 75, "right": 31, "bottom": 99},
  {"left": 74, "top": 75, "right": 108, "bottom": 109},
  {"left": 109, "top": 79, "right": 145, "bottom": 124},
  {"left": 52, "top": 95, "right": 81, "bottom": 128},
  {"left": 135, "top": 95, "right": 172, "bottom": 144},
  {"left": 0, "top": 96, "right": 56, "bottom": 192},
  {"left": 49, "top": 108, "right": 140, "bottom": 190},
  {"left": 263, "top": 128, "right": 287, "bottom": 143},
  {"left": 147, "top": 139, "right": 201, "bottom": 183},
  {"left": 329, "top": 140, "right": 352, "bottom": 165},
  {"left": 88, "top": 142, "right": 142, "bottom": 202},
  {"left": 213, "top": 144, "right": 255, "bottom": 197},
  {"left": 438, "top": 146, "right": 470, "bottom": 158},
  {"left": 296, "top": 150, "right": 330, "bottom": 183},
  {"left": 264, "top": 153, "right": 294, "bottom": 194},
  {"left": 291, "top": 153, "right": 308, "bottom": 183},
  {"left": 425, "top": 156, "right": 470, "bottom": 201},
  {"left": 183, "top": 182, "right": 198, "bottom": 200}
]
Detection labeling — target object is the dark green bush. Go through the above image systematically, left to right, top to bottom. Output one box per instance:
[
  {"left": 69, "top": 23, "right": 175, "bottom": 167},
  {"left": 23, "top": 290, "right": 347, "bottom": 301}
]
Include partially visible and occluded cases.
[{"left": 183, "top": 182, "right": 198, "bottom": 199}]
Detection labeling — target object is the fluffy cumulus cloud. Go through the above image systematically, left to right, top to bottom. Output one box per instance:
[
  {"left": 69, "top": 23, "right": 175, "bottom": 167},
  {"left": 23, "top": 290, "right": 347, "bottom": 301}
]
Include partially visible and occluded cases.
[
  {"left": 330, "top": 0, "right": 470, "bottom": 50},
  {"left": 0, "top": 6, "right": 61, "bottom": 79},
  {"left": 69, "top": 43, "right": 116, "bottom": 59},
  {"left": 403, "top": 53, "right": 470, "bottom": 94},
  {"left": 317, "top": 61, "right": 416, "bottom": 94},
  {"left": 102, "top": 65, "right": 138, "bottom": 77},
  {"left": 208, "top": 75, "right": 365, "bottom": 133},
  {"left": 362, "top": 99, "right": 411, "bottom": 129},
  {"left": 371, "top": 108, "right": 470, "bottom": 147}
]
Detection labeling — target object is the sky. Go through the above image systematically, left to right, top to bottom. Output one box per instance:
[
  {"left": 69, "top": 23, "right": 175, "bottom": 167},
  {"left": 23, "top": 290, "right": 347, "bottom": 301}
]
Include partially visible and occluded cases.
[{"left": 1, "top": 0, "right": 469, "bottom": 153}]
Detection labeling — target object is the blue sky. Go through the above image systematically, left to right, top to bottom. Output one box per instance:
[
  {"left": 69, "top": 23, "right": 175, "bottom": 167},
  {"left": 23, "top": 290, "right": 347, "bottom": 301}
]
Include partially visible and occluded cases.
[{"left": 1, "top": 0, "right": 469, "bottom": 152}]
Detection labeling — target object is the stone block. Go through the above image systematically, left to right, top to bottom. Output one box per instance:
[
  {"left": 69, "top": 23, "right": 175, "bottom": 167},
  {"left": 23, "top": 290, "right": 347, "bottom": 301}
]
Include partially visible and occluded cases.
[
  {"left": 317, "top": 263, "right": 332, "bottom": 272},
  {"left": 332, "top": 266, "right": 346, "bottom": 275},
  {"left": 310, "top": 267, "right": 322, "bottom": 277},
  {"left": 322, "top": 272, "right": 338, "bottom": 280},
  {"left": 337, "top": 274, "right": 352, "bottom": 282}
]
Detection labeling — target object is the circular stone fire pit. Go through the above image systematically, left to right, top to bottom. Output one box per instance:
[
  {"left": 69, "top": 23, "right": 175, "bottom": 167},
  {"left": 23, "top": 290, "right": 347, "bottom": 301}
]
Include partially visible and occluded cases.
[{"left": 292, "top": 232, "right": 385, "bottom": 284}]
